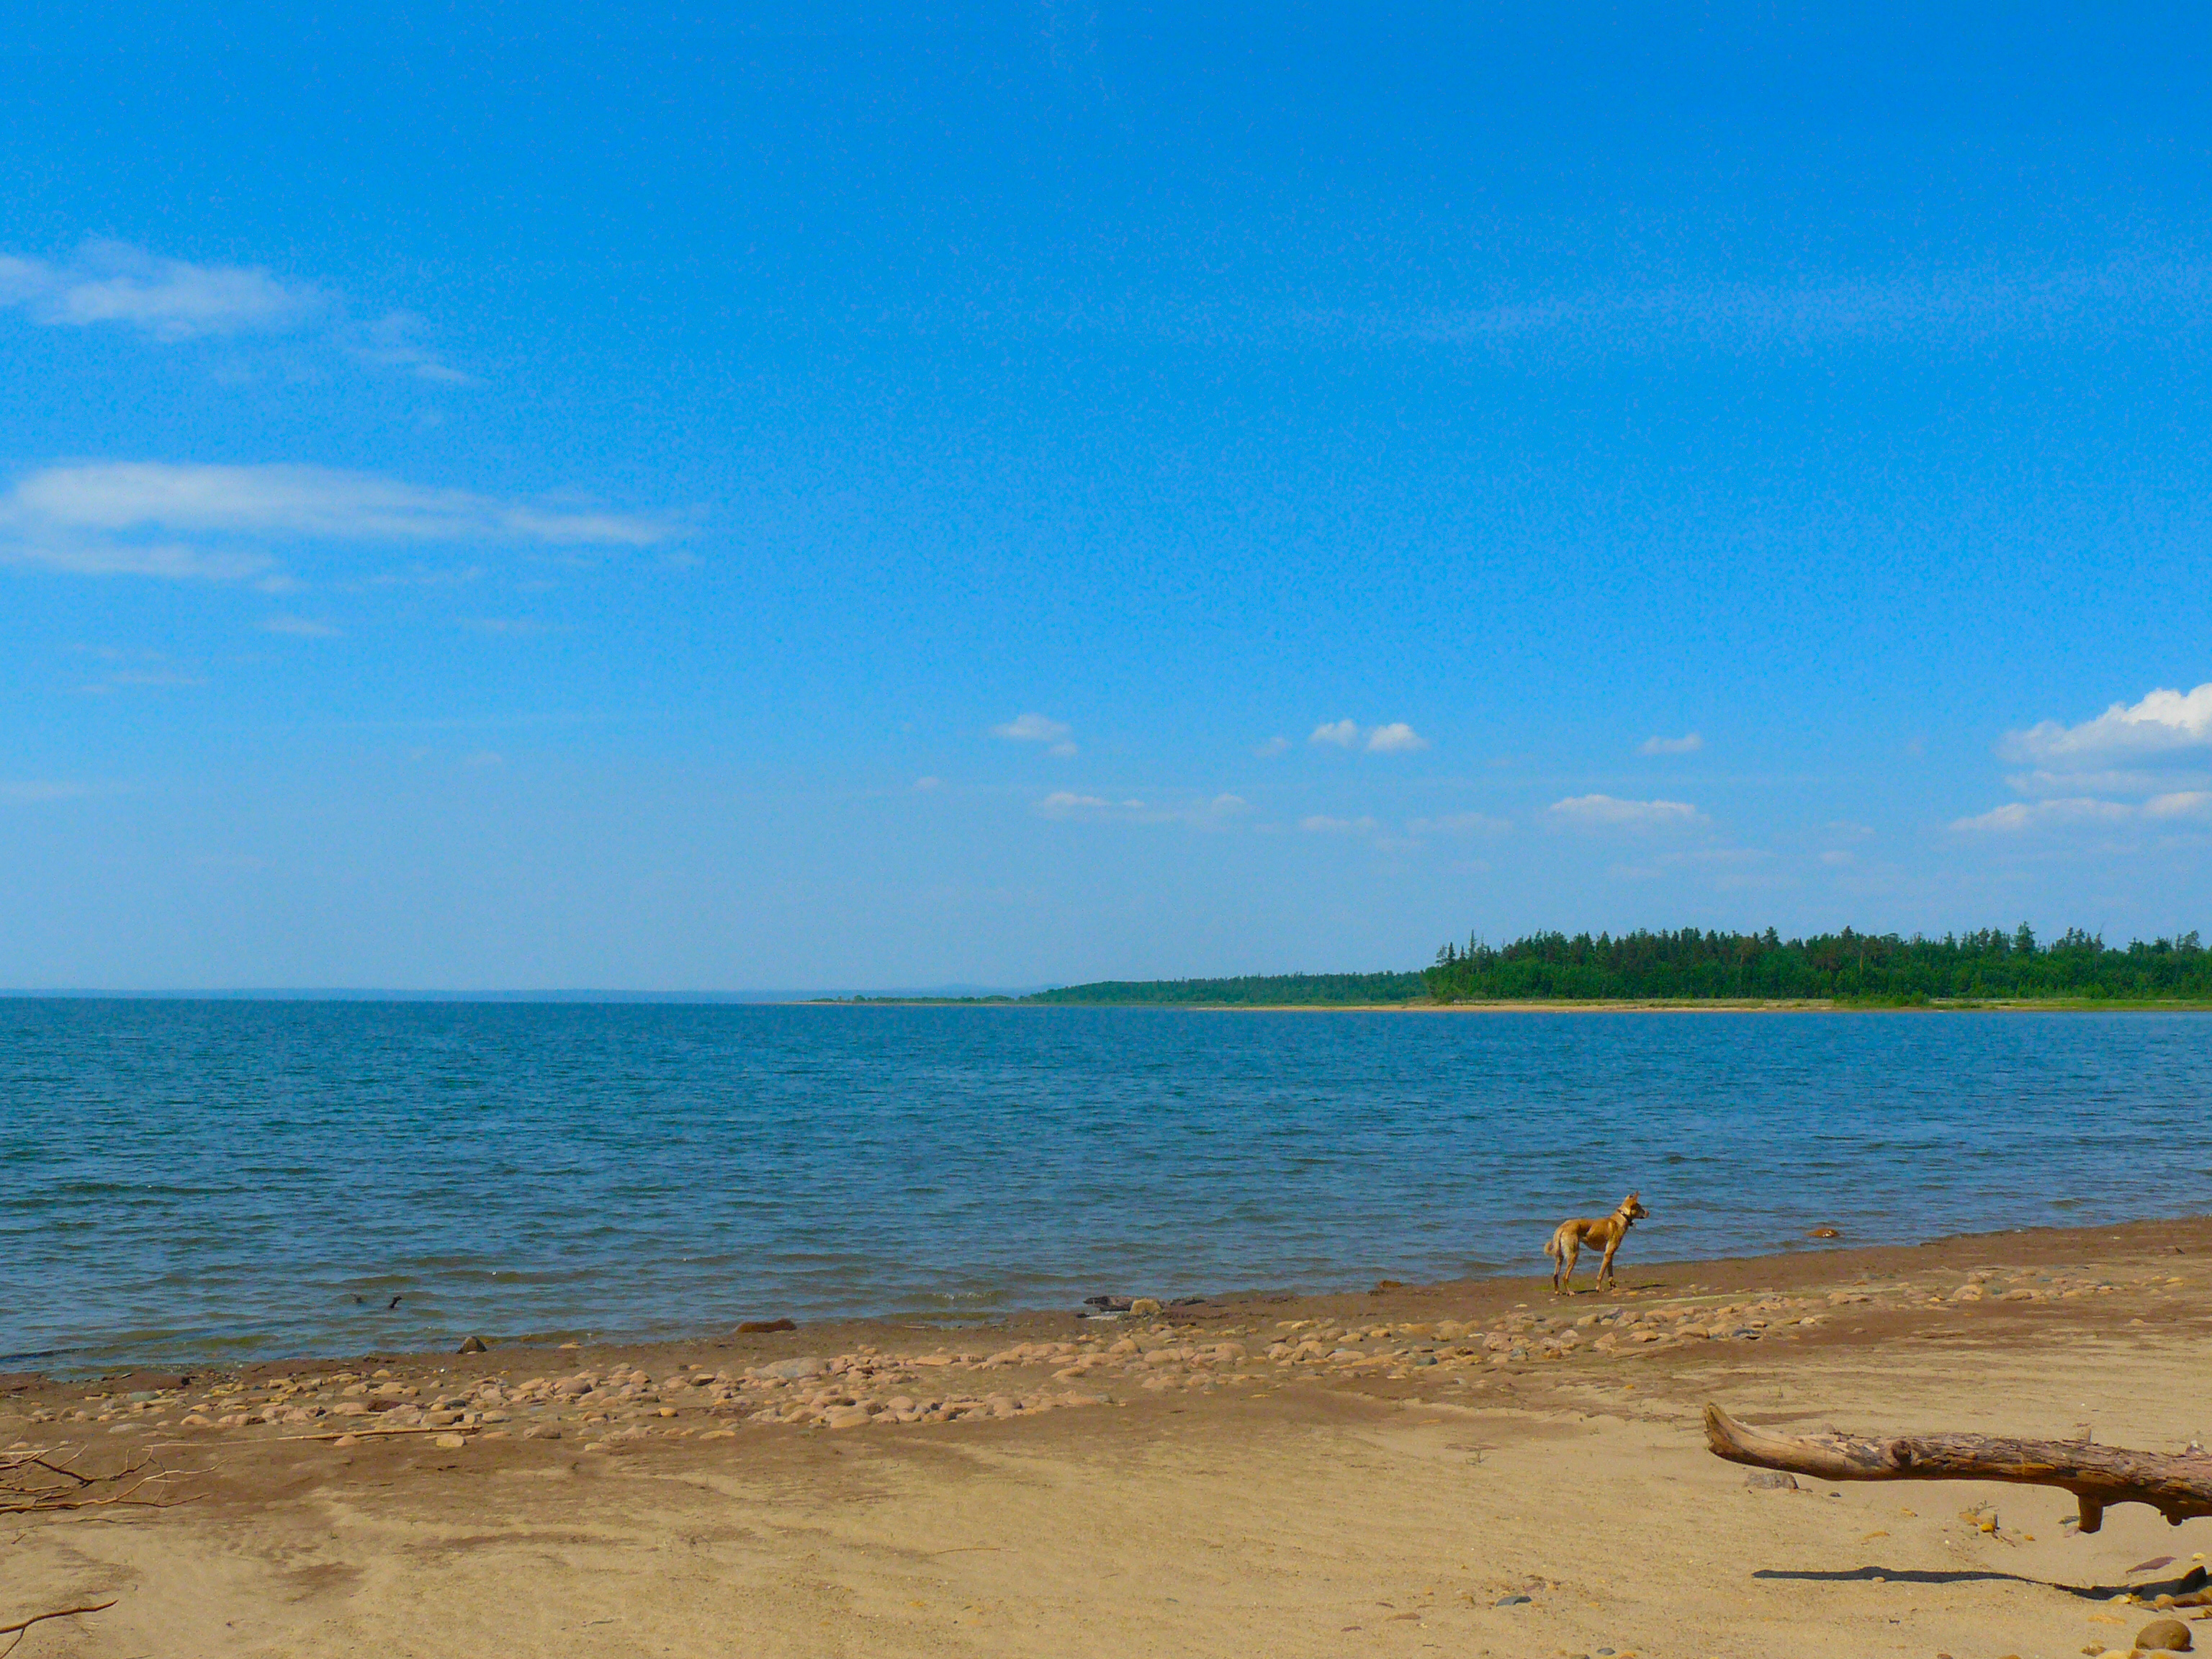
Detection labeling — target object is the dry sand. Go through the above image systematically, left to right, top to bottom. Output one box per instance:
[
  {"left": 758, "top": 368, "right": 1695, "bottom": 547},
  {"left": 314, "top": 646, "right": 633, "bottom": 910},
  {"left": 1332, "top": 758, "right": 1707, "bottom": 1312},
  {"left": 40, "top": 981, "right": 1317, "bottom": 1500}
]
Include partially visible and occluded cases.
[{"left": 6, "top": 1218, "right": 2212, "bottom": 1659}]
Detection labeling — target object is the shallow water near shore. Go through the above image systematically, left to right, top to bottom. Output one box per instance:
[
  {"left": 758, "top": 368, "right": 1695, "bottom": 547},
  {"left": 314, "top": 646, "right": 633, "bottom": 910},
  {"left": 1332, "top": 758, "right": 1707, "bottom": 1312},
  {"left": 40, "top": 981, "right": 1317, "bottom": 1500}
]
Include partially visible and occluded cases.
[{"left": 3, "top": 998, "right": 2207, "bottom": 1372}]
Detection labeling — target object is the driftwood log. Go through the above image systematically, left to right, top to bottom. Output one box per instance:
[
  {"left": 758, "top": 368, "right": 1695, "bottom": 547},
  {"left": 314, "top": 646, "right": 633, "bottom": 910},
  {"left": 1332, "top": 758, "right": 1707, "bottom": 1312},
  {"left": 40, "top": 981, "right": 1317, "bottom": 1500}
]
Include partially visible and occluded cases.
[{"left": 1705, "top": 1404, "right": 2212, "bottom": 1534}]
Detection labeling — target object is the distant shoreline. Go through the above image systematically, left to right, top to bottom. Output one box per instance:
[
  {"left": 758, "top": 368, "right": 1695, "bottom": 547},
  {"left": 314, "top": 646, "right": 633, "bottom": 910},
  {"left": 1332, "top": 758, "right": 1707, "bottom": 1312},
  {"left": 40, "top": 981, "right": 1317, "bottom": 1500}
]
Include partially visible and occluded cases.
[{"left": 820, "top": 996, "right": 2212, "bottom": 1012}]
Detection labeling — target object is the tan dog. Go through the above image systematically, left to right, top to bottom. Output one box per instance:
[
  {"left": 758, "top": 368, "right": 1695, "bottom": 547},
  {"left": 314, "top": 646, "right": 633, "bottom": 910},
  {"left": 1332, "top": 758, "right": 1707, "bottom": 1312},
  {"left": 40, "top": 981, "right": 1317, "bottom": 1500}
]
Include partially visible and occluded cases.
[{"left": 1545, "top": 1192, "right": 1649, "bottom": 1293}]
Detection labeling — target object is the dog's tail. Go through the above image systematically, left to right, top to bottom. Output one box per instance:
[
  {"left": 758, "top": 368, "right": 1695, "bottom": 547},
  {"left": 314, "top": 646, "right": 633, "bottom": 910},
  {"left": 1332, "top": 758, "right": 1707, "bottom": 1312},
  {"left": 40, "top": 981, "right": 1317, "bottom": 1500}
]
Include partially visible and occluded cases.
[{"left": 1542, "top": 1228, "right": 1561, "bottom": 1262}]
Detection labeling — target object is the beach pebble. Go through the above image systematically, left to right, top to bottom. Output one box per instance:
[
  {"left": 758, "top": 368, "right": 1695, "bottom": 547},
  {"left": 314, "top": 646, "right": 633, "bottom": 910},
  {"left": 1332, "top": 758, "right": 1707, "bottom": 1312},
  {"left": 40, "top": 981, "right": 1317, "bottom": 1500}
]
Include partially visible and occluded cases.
[
  {"left": 762, "top": 1357, "right": 827, "bottom": 1381},
  {"left": 823, "top": 1407, "right": 871, "bottom": 1429},
  {"left": 433, "top": 1432, "right": 467, "bottom": 1449},
  {"left": 1745, "top": 1470, "right": 1799, "bottom": 1491},
  {"left": 1493, "top": 1593, "right": 1532, "bottom": 1607},
  {"left": 2136, "top": 1617, "right": 2192, "bottom": 1651}
]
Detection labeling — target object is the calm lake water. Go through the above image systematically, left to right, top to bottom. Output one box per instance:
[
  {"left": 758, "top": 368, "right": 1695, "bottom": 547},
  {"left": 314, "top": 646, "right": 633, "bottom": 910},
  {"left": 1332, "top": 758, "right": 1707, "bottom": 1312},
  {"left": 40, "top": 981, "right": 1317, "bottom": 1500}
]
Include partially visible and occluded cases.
[{"left": 2, "top": 999, "right": 2205, "bottom": 1372}]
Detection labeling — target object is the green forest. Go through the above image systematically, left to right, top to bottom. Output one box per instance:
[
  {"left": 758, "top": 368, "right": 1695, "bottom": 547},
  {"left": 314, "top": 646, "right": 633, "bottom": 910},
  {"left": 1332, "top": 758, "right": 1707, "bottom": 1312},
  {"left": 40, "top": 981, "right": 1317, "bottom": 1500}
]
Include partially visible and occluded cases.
[{"left": 1423, "top": 926, "right": 2212, "bottom": 1003}]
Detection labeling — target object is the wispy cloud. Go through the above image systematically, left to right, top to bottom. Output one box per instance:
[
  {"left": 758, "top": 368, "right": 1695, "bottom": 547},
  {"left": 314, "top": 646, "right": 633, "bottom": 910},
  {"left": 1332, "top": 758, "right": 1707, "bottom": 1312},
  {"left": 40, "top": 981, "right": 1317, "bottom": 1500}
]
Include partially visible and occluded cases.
[
  {"left": 0, "top": 240, "right": 467, "bottom": 380},
  {"left": 0, "top": 242, "right": 321, "bottom": 340},
  {"left": 1331, "top": 258, "right": 2212, "bottom": 358},
  {"left": 0, "top": 462, "right": 675, "bottom": 583},
  {"left": 259, "top": 615, "right": 341, "bottom": 637},
  {"left": 993, "top": 712, "right": 1077, "bottom": 757},
  {"left": 1310, "top": 719, "right": 1429, "bottom": 752},
  {"left": 1637, "top": 732, "right": 1703, "bottom": 755},
  {"left": 1252, "top": 735, "right": 1290, "bottom": 757},
  {"left": 1037, "top": 789, "right": 1244, "bottom": 826},
  {"left": 1953, "top": 791, "right": 2212, "bottom": 833},
  {"left": 1548, "top": 793, "right": 1704, "bottom": 829},
  {"left": 1952, "top": 797, "right": 2137, "bottom": 832},
  {"left": 1407, "top": 811, "right": 1511, "bottom": 837},
  {"left": 1298, "top": 814, "right": 1380, "bottom": 834}
]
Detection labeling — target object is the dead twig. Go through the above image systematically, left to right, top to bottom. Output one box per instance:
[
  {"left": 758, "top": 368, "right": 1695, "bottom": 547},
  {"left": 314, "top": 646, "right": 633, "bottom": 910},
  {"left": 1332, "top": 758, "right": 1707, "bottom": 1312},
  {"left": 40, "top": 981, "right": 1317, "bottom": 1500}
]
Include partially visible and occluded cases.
[{"left": 0, "top": 1599, "right": 118, "bottom": 1658}]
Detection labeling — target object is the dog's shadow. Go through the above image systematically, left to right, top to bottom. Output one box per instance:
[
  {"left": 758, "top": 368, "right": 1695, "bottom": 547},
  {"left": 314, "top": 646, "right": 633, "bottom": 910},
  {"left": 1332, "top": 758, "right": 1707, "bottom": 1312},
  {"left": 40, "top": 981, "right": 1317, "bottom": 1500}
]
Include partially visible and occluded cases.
[{"left": 1754, "top": 1563, "right": 2208, "bottom": 1602}]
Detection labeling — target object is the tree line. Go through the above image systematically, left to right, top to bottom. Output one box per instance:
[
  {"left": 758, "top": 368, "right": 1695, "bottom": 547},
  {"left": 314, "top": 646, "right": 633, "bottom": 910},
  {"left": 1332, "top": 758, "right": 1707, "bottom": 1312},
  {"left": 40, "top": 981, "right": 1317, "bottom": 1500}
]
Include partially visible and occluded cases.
[{"left": 1424, "top": 926, "right": 2212, "bottom": 1003}]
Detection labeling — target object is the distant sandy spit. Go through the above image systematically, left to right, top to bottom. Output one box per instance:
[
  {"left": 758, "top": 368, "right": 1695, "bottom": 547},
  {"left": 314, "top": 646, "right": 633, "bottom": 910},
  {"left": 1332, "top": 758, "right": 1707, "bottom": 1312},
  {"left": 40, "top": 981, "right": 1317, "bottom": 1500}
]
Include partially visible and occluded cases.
[
  {"left": 814, "top": 997, "right": 2212, "bottom": 1011},
  {"left": 6, "top": 1216, "right": 2211, "bottom": 1658}
]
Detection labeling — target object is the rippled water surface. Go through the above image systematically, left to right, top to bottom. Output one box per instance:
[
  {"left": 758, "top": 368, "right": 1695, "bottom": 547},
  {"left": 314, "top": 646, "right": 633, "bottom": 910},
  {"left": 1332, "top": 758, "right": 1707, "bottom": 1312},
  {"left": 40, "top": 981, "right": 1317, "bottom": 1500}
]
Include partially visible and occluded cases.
[{"left": 3, "top": 999, "right": 2206, "bottom": 1370}]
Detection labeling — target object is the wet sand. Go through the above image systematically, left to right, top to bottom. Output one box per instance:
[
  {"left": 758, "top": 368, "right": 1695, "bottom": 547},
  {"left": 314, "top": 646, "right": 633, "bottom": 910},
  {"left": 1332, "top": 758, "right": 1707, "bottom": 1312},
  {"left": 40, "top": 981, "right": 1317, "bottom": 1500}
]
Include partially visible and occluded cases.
[{"left": 6, "top": 1217, "right": 2212, "bottom": 1658}]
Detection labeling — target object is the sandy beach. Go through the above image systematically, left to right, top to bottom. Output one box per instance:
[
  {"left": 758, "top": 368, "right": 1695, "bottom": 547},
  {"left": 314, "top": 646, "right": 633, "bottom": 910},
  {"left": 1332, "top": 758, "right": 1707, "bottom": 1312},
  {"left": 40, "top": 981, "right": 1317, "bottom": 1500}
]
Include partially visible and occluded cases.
[{"left": 6, "top": 1218, "right": 2211, "bottom": 1659}]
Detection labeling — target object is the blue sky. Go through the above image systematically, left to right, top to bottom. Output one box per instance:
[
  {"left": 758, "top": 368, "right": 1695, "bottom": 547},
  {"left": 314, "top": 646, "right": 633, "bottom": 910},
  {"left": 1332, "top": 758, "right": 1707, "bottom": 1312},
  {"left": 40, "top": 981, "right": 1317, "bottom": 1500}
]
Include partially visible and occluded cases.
[{"left": 5, "top": 3, "right": 2212, "bottom": 989}]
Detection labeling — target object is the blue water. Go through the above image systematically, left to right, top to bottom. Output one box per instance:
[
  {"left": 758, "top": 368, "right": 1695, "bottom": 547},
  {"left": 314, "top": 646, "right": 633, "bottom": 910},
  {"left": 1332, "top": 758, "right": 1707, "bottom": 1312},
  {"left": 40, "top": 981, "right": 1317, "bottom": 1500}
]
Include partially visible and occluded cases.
[{"left": 2, "top": 999, "right": 2206, "bottom": 1372}]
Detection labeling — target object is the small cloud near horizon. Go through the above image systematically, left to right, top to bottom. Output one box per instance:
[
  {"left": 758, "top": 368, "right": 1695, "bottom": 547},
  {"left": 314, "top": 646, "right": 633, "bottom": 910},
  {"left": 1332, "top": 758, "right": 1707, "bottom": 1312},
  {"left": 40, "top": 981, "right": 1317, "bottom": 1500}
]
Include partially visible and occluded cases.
[
  {"left": 259, "top": 615, "right": 341, "bottom": 637},
  {"left": 2002, "top": 683, "right": 2212, "bottom": 765},
  {"left": 992, "top": 712, "right": 1077, "bottom": 757},
  {"left": 1310, "top": 719, "right": 1429, "bottom": 752},
  {"left": 1365, "top": 721, "right": 1429, "bottom": 753},
  {"left": 1637, "top": 732, "right": 1703, "bottom": 755},
  {"left": 1253, "top": 734, "right": 1290, "bottom": 757},
  {"left": 1548, "top": 793, "right": 1704, "bottom": 829}
]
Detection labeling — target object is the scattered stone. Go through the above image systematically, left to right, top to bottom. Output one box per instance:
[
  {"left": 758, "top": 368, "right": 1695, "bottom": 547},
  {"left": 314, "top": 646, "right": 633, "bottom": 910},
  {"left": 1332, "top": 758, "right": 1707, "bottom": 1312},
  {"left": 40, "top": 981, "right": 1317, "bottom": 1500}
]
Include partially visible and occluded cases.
[
  {"left": 1372, "top": 1280, "right": 1405, "bottom": 1293},
  {"left": 1083, "top": 1295, "right": 1133, "bottom": 1312},
  {"left": 1129, "top": 1298, "right": 1163, "bottom": 1316},
  {"left": 737, "top": 1318, "right": 797, "bottom": 1334},
  {"left": 457, "top": 1335, "right": 489, "bottom": 1354},
  {"left": 760, "top": 1357, "right": 826, "bottom": 1381},
  {"left": 433, "top": 1432, "right": 467, "bottom": 1449},
  {"left": 1745, "top": 1470, "right": 1799, "bottom": 1491},
  {"left": 1494, "top": 1593, "right": 1532, "bottom": 1607},
  {"left": 2136, "top": 1617, "right": 2192, "bottom": 1652}
]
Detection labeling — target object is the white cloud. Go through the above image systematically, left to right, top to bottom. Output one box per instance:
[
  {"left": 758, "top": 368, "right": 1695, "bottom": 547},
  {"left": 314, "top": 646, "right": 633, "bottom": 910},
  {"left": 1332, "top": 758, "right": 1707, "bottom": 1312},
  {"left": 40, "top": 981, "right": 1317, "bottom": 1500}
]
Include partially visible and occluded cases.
[
  {"left": 0, "top": 241, "right": 323, "bottom": 340},
  {"left": 0, "top": 241, "right": 466, "bottom": 380},
  {"left": 341, "top": 309, "right": 475, "bottom": 384},
  {"left": 0, "top": 462, "right": 674, "bottom": 583},
  {"left": 9, "top": 463, "right": 669, "bottom": 544},
  {"left": 258, "top": 615, "right": 341, "bottom": 638},
  {"left": 2001, "top": 683, "right": 2212, "bottom": 765},
  {"left": 993, "top": 713, "right": 1075, "bottom": 755},
  {"left": 1308, "top": 719, "right": 1429, "bottom": 752},
  {"left": 1364, "top": 721, "right": 1429, "bottom": 754},
  {"left": 1637, "top": 732, "right": 1703, "bottom": 755},
  {"left": 1253, "top": 735, "right": 1290, "bottom": 757},
  {"left": 2003, "top": 768, "right": 2190, "bottom": 799},
  {"left": 913, "top": 776, "right": 943, "bottom": 792},
  {"left": 1037, "top": 790, "right": 1243, "bottom": 826},
  {"left": 1037, "top": 791, "right": 1127, "bottom": 819},
  {"left": 2145, "top": 791, "right": 2212, "bottom": 819},
  {"left": 1548, "top": 794, "right": 1704, "bottom": 828},
  {"left": 1951, "top": 797, "right": 2134, "bottom": 832},
  {"left": 1407, "top": 811, "right": 1511, "bottom": 837},
  {"left": 1299, "top": 814, "right": 1380, "bottom": 834}
]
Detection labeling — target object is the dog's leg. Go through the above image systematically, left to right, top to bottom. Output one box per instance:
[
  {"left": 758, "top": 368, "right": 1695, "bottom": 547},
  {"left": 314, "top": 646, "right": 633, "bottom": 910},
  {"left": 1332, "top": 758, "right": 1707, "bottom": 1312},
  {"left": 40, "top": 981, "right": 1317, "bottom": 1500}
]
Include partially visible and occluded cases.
[
  {"left": 1557, "top": 1234, "right": 1578, "bottom": 1293},
  {"left": 1598, "top": 1236, "right": 1620, "bottom": 1290}
]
